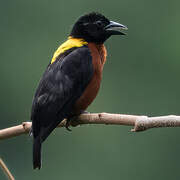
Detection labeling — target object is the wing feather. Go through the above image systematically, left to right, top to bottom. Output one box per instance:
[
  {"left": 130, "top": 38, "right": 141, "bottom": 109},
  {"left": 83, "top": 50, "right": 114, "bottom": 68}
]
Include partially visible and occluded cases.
[{"left": 31, "top": 46, "right": 93, "bottom": 141}]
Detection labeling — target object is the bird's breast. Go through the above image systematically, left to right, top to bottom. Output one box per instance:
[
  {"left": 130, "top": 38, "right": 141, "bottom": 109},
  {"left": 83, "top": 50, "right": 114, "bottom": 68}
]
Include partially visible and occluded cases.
[{"left": 73, "top": 43, "right": 107, "bottom": 114}]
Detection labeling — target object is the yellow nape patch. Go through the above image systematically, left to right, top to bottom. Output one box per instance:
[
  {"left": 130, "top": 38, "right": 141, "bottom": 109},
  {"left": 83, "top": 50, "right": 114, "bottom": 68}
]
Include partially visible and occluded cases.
[{"left": 51, "top": 36, "right": 88, "bottom": 64}]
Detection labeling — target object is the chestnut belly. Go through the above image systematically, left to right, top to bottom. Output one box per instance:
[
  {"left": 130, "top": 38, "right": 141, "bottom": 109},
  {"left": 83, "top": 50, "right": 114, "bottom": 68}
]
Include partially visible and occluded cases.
[
  {"left": 73, "top": 42, "right": 106, "bottom": 115},
  {"left": 73, "top": 72, "right": 101, "bottom": 114}
]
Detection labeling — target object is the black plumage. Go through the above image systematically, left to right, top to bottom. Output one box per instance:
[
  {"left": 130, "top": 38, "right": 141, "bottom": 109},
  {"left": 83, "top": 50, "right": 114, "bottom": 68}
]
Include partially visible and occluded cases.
[
  {"left": 31, "top": 12, "right": 127, "bottom": 169},
  {"left": 31, "top": 46, "right": 93, "bottom": 169}
]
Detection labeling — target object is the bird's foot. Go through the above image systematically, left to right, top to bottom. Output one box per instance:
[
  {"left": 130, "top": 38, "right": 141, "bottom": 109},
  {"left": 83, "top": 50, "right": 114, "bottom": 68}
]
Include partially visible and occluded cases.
[
  {"left": 65, "top": 111, "right": 90, "bottom": 131},
  {"left": 65, "top": 119, "right": 72, "bottom": 132}
]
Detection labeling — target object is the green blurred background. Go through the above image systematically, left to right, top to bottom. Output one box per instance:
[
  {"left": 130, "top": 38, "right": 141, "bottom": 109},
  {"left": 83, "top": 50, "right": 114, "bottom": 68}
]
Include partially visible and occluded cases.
[{"left": 1, "top": 0, "right": 180, "bottom": 179}]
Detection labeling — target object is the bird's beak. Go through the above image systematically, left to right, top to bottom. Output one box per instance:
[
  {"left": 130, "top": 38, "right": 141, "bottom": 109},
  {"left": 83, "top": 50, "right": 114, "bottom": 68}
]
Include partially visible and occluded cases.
[{"left": 105, "top": 21, "right": 128, "bottom": 35}]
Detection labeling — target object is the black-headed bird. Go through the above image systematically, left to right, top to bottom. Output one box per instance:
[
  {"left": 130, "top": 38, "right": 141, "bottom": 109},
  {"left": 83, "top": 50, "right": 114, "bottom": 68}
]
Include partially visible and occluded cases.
[{"left": 31, "top": 12, "right": 127, "bottom": 169}]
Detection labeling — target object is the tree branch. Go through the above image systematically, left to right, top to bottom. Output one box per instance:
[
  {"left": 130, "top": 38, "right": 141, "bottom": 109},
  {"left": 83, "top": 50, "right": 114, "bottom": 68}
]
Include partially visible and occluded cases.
[
  {"left": 1, "top": 113, "right": 180, "bottom": 140},
  {"left": 0, "top": 158, "right": 15, "bottom": 180}
]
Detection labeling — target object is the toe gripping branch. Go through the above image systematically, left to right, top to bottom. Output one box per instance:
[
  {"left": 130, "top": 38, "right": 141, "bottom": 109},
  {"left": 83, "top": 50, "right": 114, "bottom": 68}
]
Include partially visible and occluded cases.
[{"left": 65, "top": 118, "right": 72, "bottom": 131}]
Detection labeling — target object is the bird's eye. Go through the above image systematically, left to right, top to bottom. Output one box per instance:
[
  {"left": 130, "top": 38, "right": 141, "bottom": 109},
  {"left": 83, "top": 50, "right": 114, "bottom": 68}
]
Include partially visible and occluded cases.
[{"left": 96, "top": 20, "right": 104, "bottom": 27}]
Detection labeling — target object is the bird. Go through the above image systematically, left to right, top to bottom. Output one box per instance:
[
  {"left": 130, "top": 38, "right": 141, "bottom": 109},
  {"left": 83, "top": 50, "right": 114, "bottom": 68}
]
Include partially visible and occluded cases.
[{"left": 31, "top": 12, "right": 127, "bottom": 169}]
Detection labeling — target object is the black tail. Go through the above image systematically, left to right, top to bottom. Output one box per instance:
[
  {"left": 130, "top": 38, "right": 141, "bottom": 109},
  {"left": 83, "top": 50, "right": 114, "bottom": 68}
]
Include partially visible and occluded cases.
[
  {"left": 32, "top": 117, "right": 64, "bottom": 169},
  {"left": 33, "top": 137, "right": 42, "bottom": 169}
]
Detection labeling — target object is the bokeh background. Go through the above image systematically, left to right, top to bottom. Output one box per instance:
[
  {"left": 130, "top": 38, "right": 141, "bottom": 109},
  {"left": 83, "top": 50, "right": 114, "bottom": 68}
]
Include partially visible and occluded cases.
[{"left": 1, "top": 0, "right": 180, "bottom": 179}]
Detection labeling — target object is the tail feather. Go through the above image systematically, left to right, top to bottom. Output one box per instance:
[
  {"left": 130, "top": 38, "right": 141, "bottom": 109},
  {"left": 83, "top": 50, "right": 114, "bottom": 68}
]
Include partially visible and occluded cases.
[
  {"left": 32, "top": 117, "right": 64, "bottom": 169},
  {"left": 41, "top": 120, "right": 62, "bottom": 142},
  {"left": 33, "top": 137, "right": 42, "bottom": 169}
]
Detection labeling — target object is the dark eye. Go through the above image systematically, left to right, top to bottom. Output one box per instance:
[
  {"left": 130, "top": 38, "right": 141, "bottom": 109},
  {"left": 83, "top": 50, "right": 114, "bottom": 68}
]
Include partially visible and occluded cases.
[{"left": 96, "top": 20, "right": 104, "bottom": 27}]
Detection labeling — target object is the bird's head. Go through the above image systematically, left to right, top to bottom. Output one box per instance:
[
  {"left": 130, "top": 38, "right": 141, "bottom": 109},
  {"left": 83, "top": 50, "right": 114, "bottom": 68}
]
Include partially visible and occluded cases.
[{"left": 70, "top": 12, "right": 128, "bottom": 44}]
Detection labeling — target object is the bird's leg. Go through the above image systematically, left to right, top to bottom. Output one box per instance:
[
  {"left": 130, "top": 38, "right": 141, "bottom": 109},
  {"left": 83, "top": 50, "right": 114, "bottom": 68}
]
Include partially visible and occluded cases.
[
  {"left": 79, "top": 110, "right": 90, "bottom": 115},
  {"left": 80, "top": 110, "right": 90, "bottom": 114},
  {"left": 65, "top": 111, "right": 90, "bottom": 131},
  {"left": 65, "top": 112, "right": 78, "bottom": 132},
  {"left": 65, "top": 118, "right": 72, "bottom": 132}
]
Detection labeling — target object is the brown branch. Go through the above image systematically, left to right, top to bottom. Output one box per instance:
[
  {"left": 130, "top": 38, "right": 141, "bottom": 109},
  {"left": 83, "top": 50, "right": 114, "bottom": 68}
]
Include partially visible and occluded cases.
[
  {"left": 1, "top": 113, "right": 180, "bottom": 140},
  {"left": 0, "top": 158, "right": 15, "bottom": 180}
]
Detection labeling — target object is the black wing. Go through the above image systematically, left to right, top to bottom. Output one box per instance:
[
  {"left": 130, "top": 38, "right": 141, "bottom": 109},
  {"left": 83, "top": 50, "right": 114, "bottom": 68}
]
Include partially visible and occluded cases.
[{"left": 31, "top": 46, "right": 93, "bottom": 141}]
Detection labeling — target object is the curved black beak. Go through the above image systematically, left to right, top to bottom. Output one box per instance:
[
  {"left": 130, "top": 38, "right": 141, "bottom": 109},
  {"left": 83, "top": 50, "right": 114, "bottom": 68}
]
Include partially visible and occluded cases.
[{"left": 105, "top": 21, "right": 128, "bottom": 35}]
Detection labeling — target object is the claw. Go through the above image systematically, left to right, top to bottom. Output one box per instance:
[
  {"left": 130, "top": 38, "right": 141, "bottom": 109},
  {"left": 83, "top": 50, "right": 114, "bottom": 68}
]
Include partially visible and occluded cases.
[
  {"left": 65, "top": 111, "right": 88, "bottom": 131},
  {"left": 65, "top": 119, "right": 72, "bottom": 131}
]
